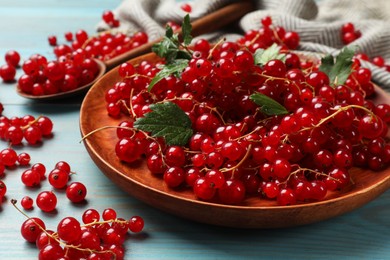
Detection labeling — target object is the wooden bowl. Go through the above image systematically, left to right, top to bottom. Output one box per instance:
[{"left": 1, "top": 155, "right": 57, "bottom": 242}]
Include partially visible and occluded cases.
[
  {"left": 103, "top": 1, "right": 254, "bottom": 70},
  {"left": 79, "top": 53, "right": 390, "bottom": 228},
  {"left": 16, "top": 59, "right": 106, "bottom": 101}
]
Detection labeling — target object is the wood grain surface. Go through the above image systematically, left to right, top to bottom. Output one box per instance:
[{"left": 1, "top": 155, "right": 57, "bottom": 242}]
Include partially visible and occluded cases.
[{"left": 0, "top": 0, "right": 389, "bottom": 259}]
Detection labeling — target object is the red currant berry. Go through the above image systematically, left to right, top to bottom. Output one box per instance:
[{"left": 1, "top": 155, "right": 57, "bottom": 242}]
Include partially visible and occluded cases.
[
  {"left": 102, "top": 10, "right": 115, "bottom": 24},
  {"left": 48, "top": 35, "right": 57, "bottom": 46},
  {"left": 5, "top": 50, "right": 21, "bottom": 67},
  {"left": 0, "top": 64, "right": 16, "bottom": 82},
  {"left": 37, "top": 116, "right": 53, "bottom": 136},
  {"left": 17, "top": 152, "right": 31, "bottom": 165},
  {"left": 32, "top": 163, "right": 46, "bottom": 179},
  {"left": 164, "top": 166, "right": 185, "bottom": 188},
  {"left": 48, "top": 168, "right": 69, "bottom": 189},
  {"left": 21, "top": 169, "right": 41, "bottom": 187},
  {"left": 193, "top": 177, "right": 216, "bottom": 201},
  {"left": 218, "top": 179, "right": 246, "bottom": 205},
  {"left": 66, "top": 182, "right": 87, "bottom": 203},
  {"left": 277, "top": 188, "right": 296, "bottom": 206},
  {"left": 36, "top": 191, "right": 57, "bottom": 212},
  {"left": 21, "top": 196, "right": 34, "bottom": 210},
  {"left": 82, "top": 208, "right": 100, "bottom": 224},
  {"left": 103, "top": 208, "right": 117, "bottom": 221},
  {"left": 128, "top": 216, "right": 144, "bottom": 233},
  {"left": 20, "top": 217, "right": 46, "bottom": 242},
  {"left": 57, "top": 217, "right": 82, "bottom": 243},
  {"left": 36, "top": 229, "right": 59, "bottom": 250},
  {"left": 39, "top": 244, "right": 65, "bottom": 260}
]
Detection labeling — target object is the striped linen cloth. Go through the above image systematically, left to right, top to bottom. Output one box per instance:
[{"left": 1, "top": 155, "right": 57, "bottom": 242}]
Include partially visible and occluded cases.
[{"left": 99, "top": 0, "right": 390, "bottom": 92}]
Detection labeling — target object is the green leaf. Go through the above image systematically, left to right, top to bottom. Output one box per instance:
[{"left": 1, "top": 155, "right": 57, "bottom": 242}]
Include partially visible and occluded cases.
[
  {"left": 182, "top": 14, "right": 192, "bottom": 46},
  {"left": 150, "top": 15, "right": 193, "bottom": 92},
  {"left": 152, "top": 15, "right": 193, "bottom": 63},
  {"left": 165, "top": 24, "right": 173, "bottom": 38},
  {"left": 151, "top": 36, "right": 178, "bottom": 62},
  {"left": 254, "top": 43, "right": 286, "bottom": 66},
  {"left": 319, "top": 46, "right": 356, "bottom": 85},
  {"left": 148, "top": 59, "right": 189, "bottom": 92},
  {"left": 250, "top": 92, "right": 289, "bottom": 116},
  {"left": 133, "top": 102, "right": 193, "bottom": 146}
]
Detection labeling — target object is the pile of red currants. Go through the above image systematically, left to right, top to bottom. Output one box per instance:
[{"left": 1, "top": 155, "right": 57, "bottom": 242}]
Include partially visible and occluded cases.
[
  {"left": 104, "top": 17, "right": 390, "bottom": 206},
  {"left": 18, "top": 206, "right": 144, "bottom": 260}
]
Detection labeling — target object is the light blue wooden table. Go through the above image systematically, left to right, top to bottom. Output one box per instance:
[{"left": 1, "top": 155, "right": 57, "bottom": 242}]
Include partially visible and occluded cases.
[{"left": 0, "top": 1, "right": 389, "bottom": 259}]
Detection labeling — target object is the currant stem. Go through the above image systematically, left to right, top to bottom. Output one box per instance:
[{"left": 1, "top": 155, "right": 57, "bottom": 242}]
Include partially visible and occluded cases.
[
  {"left": 207, "top": 37, "right": 226, "bottom": 60},
  {"left": 259, "top": 72, "right": 304, "bottom": 94},
  {"left": 129, "top": 87, "right": 137, "bottom": 118},
  {"left": 299, "top": 104, "right": 376, "bottom": 133},
  {"left": 21, "top": 115, "right": 44, "bottom": 131},
  {"left": 81, "top": 126, "right": 123, "bottom": 142},
  {"left": 220, "top": 144, "right": 252, "bottom": 174},
  {"left": 12, "top": 199, "right": 118, "bottom": 258}
]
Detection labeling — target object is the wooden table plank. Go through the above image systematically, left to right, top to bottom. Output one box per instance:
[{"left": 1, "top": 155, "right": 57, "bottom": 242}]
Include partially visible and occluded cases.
[{"left": 0, "top": 1, "right": 389, "bottom": 259}]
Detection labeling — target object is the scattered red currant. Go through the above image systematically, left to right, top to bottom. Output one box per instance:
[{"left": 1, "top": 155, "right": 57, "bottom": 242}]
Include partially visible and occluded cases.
[
  {"left": 66, "top": 182, "right": 87, "bottom": 203},
  {"left": 36, "top": 191, "right": 57, "bottom": 212},
  {"left": 21, "top": 196, "right": 34, "bottom": 210}
]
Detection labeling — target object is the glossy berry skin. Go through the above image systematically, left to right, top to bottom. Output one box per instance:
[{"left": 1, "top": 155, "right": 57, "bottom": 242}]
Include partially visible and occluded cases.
[
  {"left": 180, "top": 3, "right": 192, "bottom": 12},
  {"left": 102, "top": 10, "right": 115, "bottom": 24},
  {"left": 48, "top": 35, "right": 57, "bottom": 46},
  {"left": 5, "top": 50, "right": 21, "bottom": 67},
  {"left": 0, "top": 64, "right": 16, "bottom": 82},
  {"left": 37, "top": 116, "right": 54, "bottom": 136},
  {"left": 24, "top": 125, "right": 43, "bottom": 144},
  {"left": 115, "top": 138, "right": 142, "bottom": 163},
  {"left": 1, "top": 149, "right": 20, "bottom": 168},
  {"left": 17, "top": 152, "right": 31, "bottom": 165},
  {"left": 55, "top": 161, "right": 71, "bottom": 174},
  {"left": 32, "top": 163, "right": 46, "bottom": 179},
  {"left": 48, "top": 168, "right": 69, "bottom": 189},
  {"left": 21, "top": 169, "right": 41, "bottom": 187},
  {"left": 193, "top": 177, "right": 216, "bottom": 201},
  {"left": 218, "top": 179, "right": 246, "bottom": 205},
  {"left": 66, "top": 182, "right": 87, "bottom": 203},
  {"left": 277, "top": 188, "right": 296, "bottom": 206},
  {"left": 36, "top": 191, "right": 57, "bottom": 212},
  {"left": 21, "top": 196, "right": 34, "bottom": 210},
  {"left": 82, "top": 208, "right": 100, "bottom": 224},
  {"left": 102, "top": 208, "right": 117, "bottom": 221},
  {"left": 128, "top": 216, "right": 144, "bottom": 233},
  {"left": 21, "top": 217, "right": 46, "bottom": 242},
  {"left": 57, "top": 217, "right": 81, "bottom": 243},
  {"left": 36, "top": 229, "right": 58, "bottom": 250},
  {"left": 38, "top": 244, "right": 65, "bottom": 260}
]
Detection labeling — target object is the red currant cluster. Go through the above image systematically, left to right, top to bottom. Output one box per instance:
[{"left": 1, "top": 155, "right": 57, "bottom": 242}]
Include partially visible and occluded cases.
[
  {"left": 102, "top": 10, "right": 120, "bottom": 28},
  {"left": 237, "top": 16, "right": 300, "bottom": 52},
  {"left": 102, "top": 17, "right": 390, "bottom": 206},
  {"left": 340, "top": 22, "right": 390, "bottom": 71},
  {"left": 341, "top": 22, "right": 361, "bottom": 45},
  {"left": 49, "top": 26, "right": 148, "bottom": 62},
  {"left": 0, "top": 50, "right": 20, "bottom": 82},
  {"left": 18, "top": 52, "right": 100, "bottom": 96},
  {"left": 355, "top": 53, "right": 390, "bottom": 72},
  {"left": 0, "top": 107, "right": 144, "bottom": 259},
  {"left": 0, "top": 109, "right": 53, "bottom": 204},
  {"left": 0, "top": 114, "right": 53, "bottom": 145},
  {"left": 0, "top": 148, "right": 30, "bottom": 171},
  {"left": 19, "top": 160, "right": 87, "bottom": 211},
  {"left": 21, "top": 181, "right": 87, "bottom": 213},
  {"left": 16, "top": 205, "right": 144, "bottom": 260}
]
